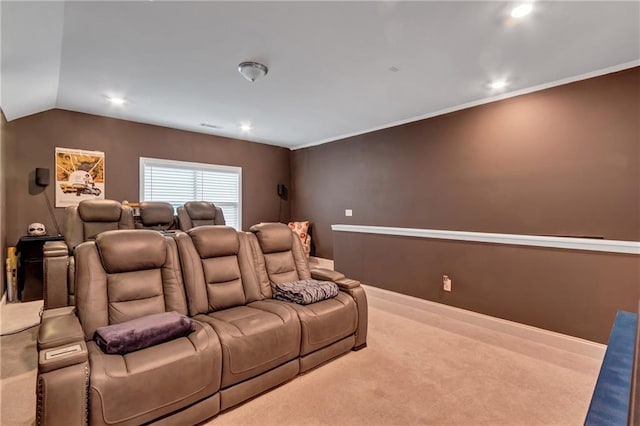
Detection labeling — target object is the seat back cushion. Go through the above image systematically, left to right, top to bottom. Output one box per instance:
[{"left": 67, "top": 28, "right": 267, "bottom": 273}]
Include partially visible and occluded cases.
[
  {"left": 65, "top": 200, "right": 135, "bottom": 247},
  {"left": 78, "top": 200, "right": 122, "bottom": 222},
  {"left": 139, "top": 201, "right": 175, "bottom": 228},
  {"left": 184, "top": 201, "right": 216, "bottom": 220},
  {"left": 177, "top": 203, "right": 225, "bottom": 230},
  {"left": 64, "top": 206, "right": 85, "bottom": 250},
  {"left": 83, "top": 222, "right": 120, "bottom": 241},
  {"left": 250, "top": 223, "right": 311, "bottom": 286},
  {"left": 176, "top": 226, "right": 262, "bottom": 315},
  {"left": 75, "top": 230, "right": 188, "bottom": 339}
]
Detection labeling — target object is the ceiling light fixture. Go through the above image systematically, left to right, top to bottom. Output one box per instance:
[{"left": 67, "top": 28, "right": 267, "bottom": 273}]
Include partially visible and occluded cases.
[
  {"left": 511, "top": 3, "right": 533, "bottom": 18},
  {"left": 238, "top": 61, "right": 268, "bottom": 83},
  {"left": 489, "top": 79, "right": 508, "bottom": 90},
  {"left": 107, "top": 96, "right": 126, "bottom": 105},
  {"left": 240, "top": 123, "right": 252, "bottom": 132}
]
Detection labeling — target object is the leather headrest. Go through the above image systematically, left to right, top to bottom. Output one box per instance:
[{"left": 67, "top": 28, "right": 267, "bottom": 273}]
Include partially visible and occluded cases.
[
  {"left": 78, "top": 200, "right": 122, "bottom": 222},
  {"left": 140, "top": 202, "right": 174, "bottom": 226},
  {"left": 184, "top": 202, "right": 217, "bottom": 220},
  {"left": 250, "top": 223, "right": 293, "bottom": 253},
  {"left": 188, "top": 226, "right": 239, "bottom": 258},
  {"left": 96, "top": 230, "right": 166, "bottom": 274}
]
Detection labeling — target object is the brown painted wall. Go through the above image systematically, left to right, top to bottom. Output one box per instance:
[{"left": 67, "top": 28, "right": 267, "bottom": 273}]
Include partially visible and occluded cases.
[
  {"left": 292, "top": 67, "right": 640, "bottom": 259},
  {"left": 292, "top": 67, "right": 640, "bottom": 342},
  {"left": 4, "top": 109, "right": 291, "bottom": 246},
  {"left": 334, "top": 232, "right": 638, "bottom": 343},
  {"left": 631, "top": 300, "right": 640, "bottom": 424}
]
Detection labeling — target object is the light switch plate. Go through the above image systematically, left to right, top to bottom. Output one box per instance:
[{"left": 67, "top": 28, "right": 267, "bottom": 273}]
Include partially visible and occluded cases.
[{"left": 345, "top": 209, "right": 353, "bottom": 217}]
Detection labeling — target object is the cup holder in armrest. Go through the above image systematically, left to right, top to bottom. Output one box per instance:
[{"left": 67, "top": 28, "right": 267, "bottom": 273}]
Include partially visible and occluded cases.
[{"left": 39, "top": 341, "right": 88, "bottom": 374}]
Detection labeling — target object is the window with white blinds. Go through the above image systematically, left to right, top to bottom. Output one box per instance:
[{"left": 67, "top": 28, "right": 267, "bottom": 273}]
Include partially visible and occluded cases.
[{"left": 139, "top": 157, "right": 242, "bottom": 230}]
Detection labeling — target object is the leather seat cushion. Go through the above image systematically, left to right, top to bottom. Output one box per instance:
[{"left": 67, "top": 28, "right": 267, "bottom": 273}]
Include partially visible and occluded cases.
[
  {"left": 78, "top": 200, "right": 122, "bottom": 222},
  {"left": 140, "top": 202, "right": 174, "bottom": 226},
  {"left": 184, "top": 202, "right": 217, "bottom": 220},
  {"left": 192, "top": 219, "right": 215, "bottom": 227},
  {"left": 83, "top": 222, "right": 119, "bottom": 241},
  {"left": 250, "top": 223, "right": 293, "bottom": 254},
  {"left": 189, "top": 226, "right": 239, "bottom": 258},
  {"left": 96, "top": 230, "right": 166, "bottom": 274},
  {"left": 266, "top": 292, "right": 357, "bottom": 355},
  {"left": 195, "top": 301, "right": 300, "bottom": 388},
  {"left": 87, "top": 322, "right": 221, "bottom": 425}
]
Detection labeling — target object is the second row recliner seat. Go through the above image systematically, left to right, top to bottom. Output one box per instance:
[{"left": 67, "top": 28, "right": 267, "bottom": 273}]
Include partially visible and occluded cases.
[
  {"left": 44, "top": 200, "right": 227, "bottom": 309},
  {"left": 44, "top": 200, "right": 135, "bottom": 308},
  {"left": 135, "top": 201, "right": 176, "bottom": 231},
  {"left": 136, "top": 201, "right": 226, "bottom": 231},
  {"left": 177, "top": 201, "right": 226, "bottom": 230}
]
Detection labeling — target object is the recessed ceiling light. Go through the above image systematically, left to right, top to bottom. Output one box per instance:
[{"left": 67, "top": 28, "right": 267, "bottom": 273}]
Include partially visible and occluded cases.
[
  {"left": 511, "top": 3, "right": 533, "bottom": 18},
  {"left": 489, "top": 79, "right": 508, "bottom": 90},
  {"left": 107, "top": 96, "right": 126, "bottom": 105},
  {"left": 240, "top": 123, "right": 252, "bottom": 132}
]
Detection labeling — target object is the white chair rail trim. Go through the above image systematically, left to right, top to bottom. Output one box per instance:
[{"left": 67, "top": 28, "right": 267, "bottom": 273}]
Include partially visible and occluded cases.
[{"left": 331, "top": 224, "right": 640, "bottom": 255}]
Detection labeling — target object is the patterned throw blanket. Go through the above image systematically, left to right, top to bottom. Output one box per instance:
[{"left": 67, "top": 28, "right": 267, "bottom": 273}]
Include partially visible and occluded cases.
[{"left": 274, "top": 279, "right": 339, "bottom": 305}]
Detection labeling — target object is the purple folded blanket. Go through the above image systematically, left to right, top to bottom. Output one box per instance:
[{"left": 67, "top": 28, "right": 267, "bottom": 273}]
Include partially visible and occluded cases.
[{"left": 94, "top": 311, "right": 196, "bottom": 355}]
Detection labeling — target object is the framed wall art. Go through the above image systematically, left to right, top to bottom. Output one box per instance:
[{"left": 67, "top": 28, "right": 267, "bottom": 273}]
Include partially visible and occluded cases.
[{"left": 55, "top": 147, "right": 105, "bottom": 207}]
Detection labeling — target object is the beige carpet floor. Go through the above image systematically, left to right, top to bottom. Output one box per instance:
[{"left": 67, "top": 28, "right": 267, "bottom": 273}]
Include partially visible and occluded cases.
[
  {"left": 0, "top": 293, "right": 601, "bottom": 426},
  {"left": 0, "top": 298, "right": 42, "bottom": 335}
]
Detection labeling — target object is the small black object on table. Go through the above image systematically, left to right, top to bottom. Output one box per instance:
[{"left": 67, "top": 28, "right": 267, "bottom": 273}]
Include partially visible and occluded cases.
[{"left": 16, "top": 235, "right": 65, "bottom": 302}]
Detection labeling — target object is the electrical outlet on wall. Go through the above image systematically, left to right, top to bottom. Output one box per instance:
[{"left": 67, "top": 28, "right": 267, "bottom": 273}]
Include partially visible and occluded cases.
[
  {"left": 345, "top": 209, "right": 353, "bottom": 217},
  {"left": 443, "top": 275, "right": 452, "bottom": 292}
]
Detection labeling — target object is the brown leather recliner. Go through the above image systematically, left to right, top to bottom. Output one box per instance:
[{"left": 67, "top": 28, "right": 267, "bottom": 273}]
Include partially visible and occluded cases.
[
  {"left": 43, "top": 200, "right": 135, "bottom": 309},
  {"left": 134, "top": 201, "right": 176, "bottom": 231},
  {"left": 177, "top": 201, "right": 225, "bottom": 231},
  {"left": 250, "top": 222, "right": 368, "bottom": 371},
  {"left": 37, "top": 224, "right": 368, "bottom": 424},
  {"left": 175, "top": 226, "right": 300, "bottom": 410},
  {"left": 37, "top": 230, "right": 222, "bottom": 426}
]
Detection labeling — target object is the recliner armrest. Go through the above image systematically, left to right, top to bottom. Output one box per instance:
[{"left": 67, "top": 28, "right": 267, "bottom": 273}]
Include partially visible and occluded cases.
[
  {"left": 44, "top": 241, "right": 70, "bottom": 257},
  {"left": 43, "top": 242, "right": 71, "bottom": 309},
  {"left": 310, "top": 268, "right": 346, "bottom": 282},
  {"left": 310, "top": 268, "right": 361, "bottom": 290},
  {"left": 335, "top": 277, "right": 361, "bottom": 290},
  {"left": 41, "top": 306, "right": 76, "bottom": 320},
  {"left": 38, "top": 310, "right": 84, "bottom": 350},
  {"left": 37, "top": 340, "right": 89, "bottom": 425},
  {"left": 38, "top": 341, "right": 88, "bottom": 373}
]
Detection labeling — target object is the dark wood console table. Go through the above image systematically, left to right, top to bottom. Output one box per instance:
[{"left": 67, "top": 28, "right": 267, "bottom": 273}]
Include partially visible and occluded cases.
[{"left": 16, "top": 235, "right": 65, "bottom": 302}]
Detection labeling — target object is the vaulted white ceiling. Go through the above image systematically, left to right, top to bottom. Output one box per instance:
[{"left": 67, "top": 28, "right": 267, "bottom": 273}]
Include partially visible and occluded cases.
[{"left": 1, "top": 1, "right": 639, "bottom": 149}]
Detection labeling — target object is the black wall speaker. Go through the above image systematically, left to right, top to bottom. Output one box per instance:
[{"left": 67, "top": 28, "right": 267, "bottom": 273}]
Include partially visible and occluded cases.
[
  {"left": 36, "top": 168, "right": 50, "bottom": 187},
  {"left": 277, "top": 183, "right": 286, "bottom": 198}
]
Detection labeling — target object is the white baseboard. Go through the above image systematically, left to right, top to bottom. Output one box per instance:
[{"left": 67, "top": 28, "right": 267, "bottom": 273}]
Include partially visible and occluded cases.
[{"left": 363, "top": 284, "right": 606, "bottom": 360}]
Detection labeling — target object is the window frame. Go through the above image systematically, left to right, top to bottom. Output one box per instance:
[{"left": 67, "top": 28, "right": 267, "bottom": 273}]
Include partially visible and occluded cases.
[{"left": 139, "top": 157, "right": 242, "bottom": 230}]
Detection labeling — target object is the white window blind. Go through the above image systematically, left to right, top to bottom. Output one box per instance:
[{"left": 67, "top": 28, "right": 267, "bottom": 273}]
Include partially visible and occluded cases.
[{"left": 139, "top": 157, "right": 242, "bottom": 230}]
